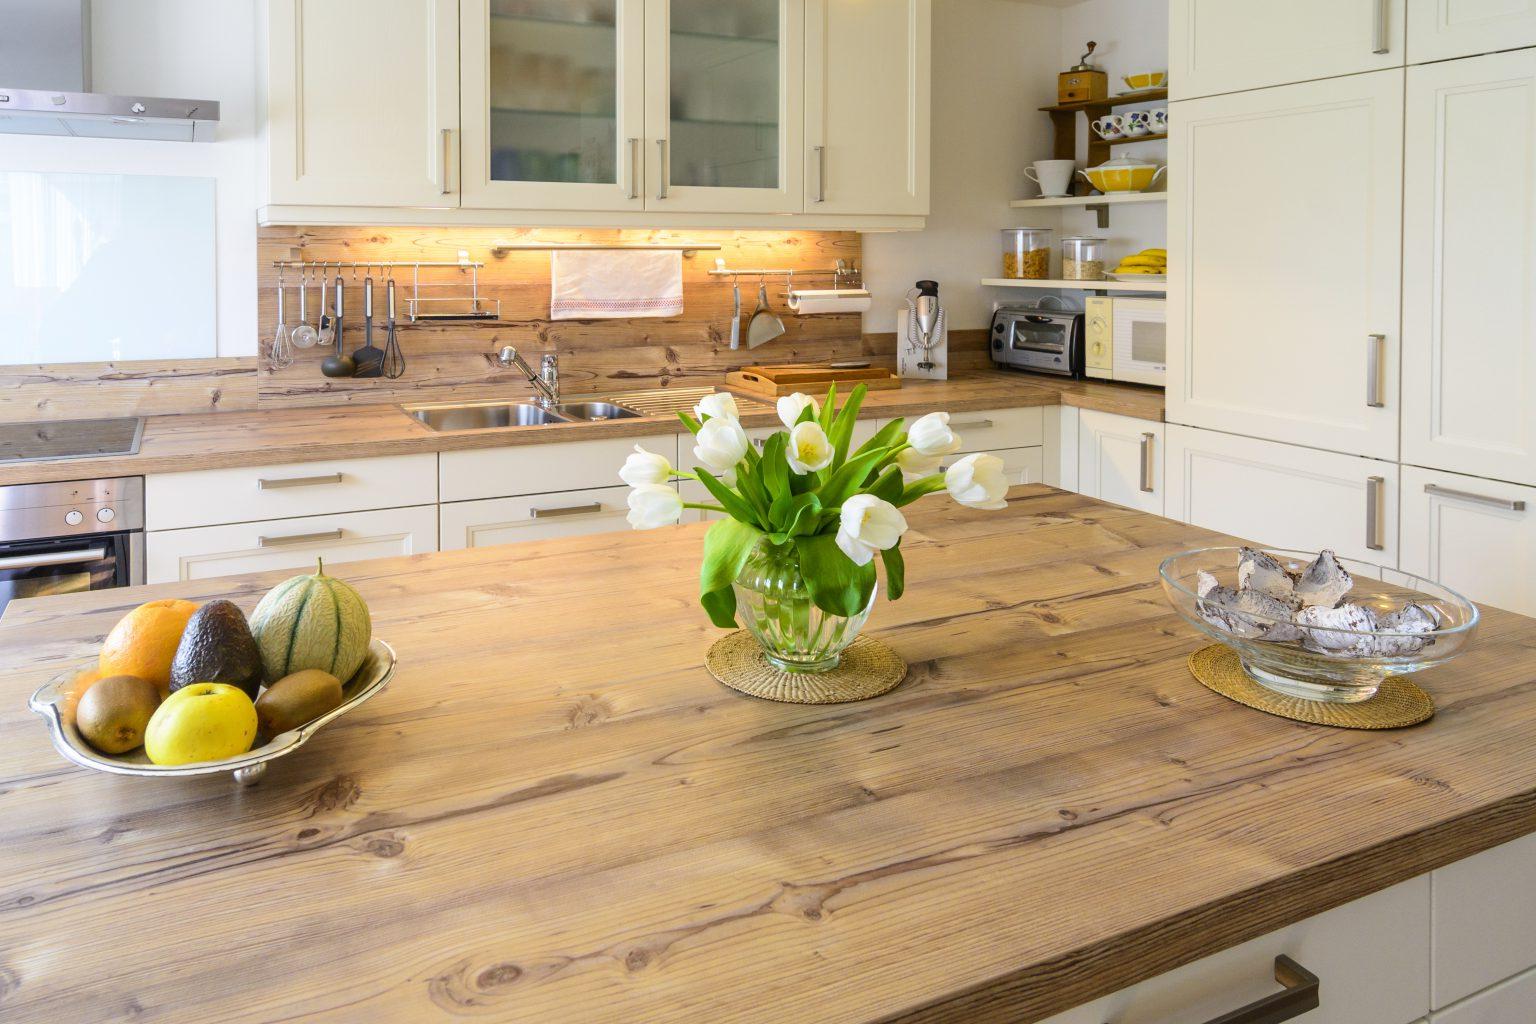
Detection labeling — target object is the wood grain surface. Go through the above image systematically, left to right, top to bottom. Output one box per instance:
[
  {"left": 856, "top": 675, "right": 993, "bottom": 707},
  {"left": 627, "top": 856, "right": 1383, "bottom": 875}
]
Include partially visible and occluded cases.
[
  {"left": 0, "top": 373, "right": 1165, "bottom": 487},
  {"left": 1, "top": 489, "right": 1533, "bottom": 1024}
]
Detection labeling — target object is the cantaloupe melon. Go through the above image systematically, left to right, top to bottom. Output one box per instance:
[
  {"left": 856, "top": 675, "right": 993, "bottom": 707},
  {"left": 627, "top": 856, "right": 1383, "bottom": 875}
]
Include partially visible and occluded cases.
[{"left": 248, "top": 560, "right": 372, "bottom": 684}]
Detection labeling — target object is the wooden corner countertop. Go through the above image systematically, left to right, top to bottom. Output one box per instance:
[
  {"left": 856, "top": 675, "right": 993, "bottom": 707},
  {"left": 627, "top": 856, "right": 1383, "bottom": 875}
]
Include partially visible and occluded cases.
[
  {"left": 0, "top": 374, "right": 1164, "bottom": 486},
  {"left": 1, "top": 489, "right": 1533, "bottom": 1023}
]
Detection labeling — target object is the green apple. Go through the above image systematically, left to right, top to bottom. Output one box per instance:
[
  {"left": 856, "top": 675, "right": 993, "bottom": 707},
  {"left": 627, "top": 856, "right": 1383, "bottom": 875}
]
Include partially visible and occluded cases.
[{"left": 144, "top": 683, "right": 258, "bottom": 766}]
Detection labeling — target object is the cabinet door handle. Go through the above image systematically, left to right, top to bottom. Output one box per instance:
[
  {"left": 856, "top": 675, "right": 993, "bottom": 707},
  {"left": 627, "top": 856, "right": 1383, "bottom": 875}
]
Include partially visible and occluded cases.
[
  {"left": 1372, "top": 0, "right": 1390, "bottom": 53},
  {"left": 440, "top": 127, "right": 452, "bottom": 196},
  {"left": 626, "top": 137, "right": 640, "bottom": 199},
  {"left": 656, "top": 139, "right": 669, "bottom": 200},
  {"left": 813, "top": 145, "right": 826, "bottom": 203},
  {"left": 1366, "top": 333, "right": 1386, "bottom": 408},
  {"left": 950, "top": 419, "right": 994, "bottom": 431},
  {"left": 1139, "top": 432, "right": 1156, "bottom": 493},
  {"left": 257, "top": 472, "right": 344, "bottom": 490},
  {"left": 1366, "top": 475, "right": 1385, "bottom": 551},
  {"left": 1425, "top": 483, "right": 1527, "bottom": 511},
  {"left": 530, "top": 502, "right": 604, "bottom": 520},
  {"left": 259, "top": 528, "right": 344, "bottom": 548},
  {"left": 0, "top": 548, "right": 106, "bottom": 570},
  {"left": 1196, "top": 955, "right": 1320, "bottom": 1024}
]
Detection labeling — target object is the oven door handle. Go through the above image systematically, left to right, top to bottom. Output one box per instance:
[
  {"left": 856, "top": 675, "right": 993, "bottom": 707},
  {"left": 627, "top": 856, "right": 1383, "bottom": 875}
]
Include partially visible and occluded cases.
[{"left": 0, "top": 547, "right": 108, "bottom": 571}]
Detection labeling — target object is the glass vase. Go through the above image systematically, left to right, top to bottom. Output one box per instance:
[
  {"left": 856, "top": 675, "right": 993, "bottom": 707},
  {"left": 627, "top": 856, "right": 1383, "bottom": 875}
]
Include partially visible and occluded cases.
[{"left": 732, "top": 539, "right": 876, "bottom": 673}]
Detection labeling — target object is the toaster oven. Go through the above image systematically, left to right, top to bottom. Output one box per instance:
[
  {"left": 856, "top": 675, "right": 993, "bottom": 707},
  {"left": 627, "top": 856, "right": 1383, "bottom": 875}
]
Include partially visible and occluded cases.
[{"left": 989, "top": 304, "right": 1085, "bottom": 379}]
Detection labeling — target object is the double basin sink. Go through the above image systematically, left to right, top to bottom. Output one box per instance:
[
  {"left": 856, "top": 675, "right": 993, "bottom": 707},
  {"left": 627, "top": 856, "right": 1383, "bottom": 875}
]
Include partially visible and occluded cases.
[{"left": 406, "top": 400, "right": 642, "bottom": 432}]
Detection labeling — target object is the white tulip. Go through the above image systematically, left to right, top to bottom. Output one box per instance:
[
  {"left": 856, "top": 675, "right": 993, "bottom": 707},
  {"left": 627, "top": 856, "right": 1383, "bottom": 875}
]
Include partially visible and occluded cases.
[
  {"left": 694, "top": 392, "right": 740, "bottom": 422},
  {"left": 776, "top": 392, "right": 820, "bottom": 429},
  {"left": 907, "top": 412, "right": 963, "bottom": 457},
  {"left": 693, "top": 415, "right": 750, "bottom": 476},
  {"left": 786, "top": 421, "right": 834, "bottom": 475},
  {"left": 619, "top": 444, "right": 672, "bottom": 487},
  {"left": 896, "top": 447, "right": 944, "bottom": 478},
  {"left": 945, "top": 453, "right": 1009, "bottom": 510},
  {"left": 626, "top": 484, "right": 684, "bottom": 530},
  {"left": 835, "top": 494, "right": 908, "bottom": 566}
]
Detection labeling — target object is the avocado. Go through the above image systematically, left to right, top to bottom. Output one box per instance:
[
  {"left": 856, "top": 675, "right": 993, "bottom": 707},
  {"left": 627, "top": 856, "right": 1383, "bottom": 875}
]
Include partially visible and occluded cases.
[
  {"left": 169, "top": 600, "right": 263, "bottom": 699},
  {"left": 255, "top": 669, "right": 343, "bottom": 737},
  {"left": 76, "top": 674, "right": 161, "bottom": 754}
]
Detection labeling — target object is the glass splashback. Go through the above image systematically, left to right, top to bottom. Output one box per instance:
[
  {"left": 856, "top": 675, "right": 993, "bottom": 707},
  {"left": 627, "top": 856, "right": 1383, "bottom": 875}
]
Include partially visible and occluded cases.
[
  {"left": 487, "top": 0, "right": 621, "bottom": 185},
  {"left": 668, "top": 0, "right": 780, "bottom": 190}
]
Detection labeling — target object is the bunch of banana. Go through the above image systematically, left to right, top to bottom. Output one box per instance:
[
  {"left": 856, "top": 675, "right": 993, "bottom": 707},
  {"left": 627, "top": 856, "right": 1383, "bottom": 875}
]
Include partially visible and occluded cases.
[{"left": 1113, "top": 248, "right": 1166, "bottom": 276}]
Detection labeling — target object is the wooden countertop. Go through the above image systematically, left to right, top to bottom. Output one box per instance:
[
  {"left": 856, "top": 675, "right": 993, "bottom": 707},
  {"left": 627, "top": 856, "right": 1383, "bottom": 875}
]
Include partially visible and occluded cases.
[
  {"left": 0, "top": 374, "right": 1164, "bottom": 486},
  {"left": 2, "top": 489, "right": 1534, "bottom": 1023}
]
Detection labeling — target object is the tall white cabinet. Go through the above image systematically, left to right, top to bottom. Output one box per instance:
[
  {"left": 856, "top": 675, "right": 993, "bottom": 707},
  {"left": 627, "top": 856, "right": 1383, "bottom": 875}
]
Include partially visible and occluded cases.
[{"left": 1405, "top": 0, "right": 1536, "bottom": 63}]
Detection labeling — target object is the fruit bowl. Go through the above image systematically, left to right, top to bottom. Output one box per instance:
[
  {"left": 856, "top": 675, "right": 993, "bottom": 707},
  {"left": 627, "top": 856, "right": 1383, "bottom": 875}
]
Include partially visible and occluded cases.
[
  {"left": 1160, "top": 547, "right": 1478, "bottom": 703},
  {"left": 28, "top": 638, "right": 396, "bottom": 785}
]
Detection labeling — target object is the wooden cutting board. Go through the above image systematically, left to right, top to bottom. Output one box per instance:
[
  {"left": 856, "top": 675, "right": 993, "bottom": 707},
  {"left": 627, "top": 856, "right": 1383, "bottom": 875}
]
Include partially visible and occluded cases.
[{"left": 726, "top": 364, "right": 901, "bottom": 398}]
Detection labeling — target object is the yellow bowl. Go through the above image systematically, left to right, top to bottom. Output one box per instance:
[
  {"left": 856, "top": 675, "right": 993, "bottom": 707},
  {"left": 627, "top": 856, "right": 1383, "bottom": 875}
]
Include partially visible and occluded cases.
[
  {"left": 1123, "top": 72, "right": 1167, "bottom": 91},
  {"left": 1081, "top": 164, "right": 1166, "bottom": 194}
]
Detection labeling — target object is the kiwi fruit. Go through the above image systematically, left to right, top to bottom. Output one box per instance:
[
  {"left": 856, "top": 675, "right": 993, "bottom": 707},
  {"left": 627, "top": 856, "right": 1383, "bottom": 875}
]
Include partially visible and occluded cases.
[
  {"left": 255, "top": 669, "right": 344, "bottom": 737},
  {"left": 76, "top": 675, "right": 161, "bottom": 754}
]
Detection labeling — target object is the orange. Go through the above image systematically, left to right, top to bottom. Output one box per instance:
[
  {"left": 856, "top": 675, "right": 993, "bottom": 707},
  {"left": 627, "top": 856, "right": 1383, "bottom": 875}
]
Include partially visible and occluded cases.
[{"left": 99, "top": 599, "right": 199, "bottom": 694}]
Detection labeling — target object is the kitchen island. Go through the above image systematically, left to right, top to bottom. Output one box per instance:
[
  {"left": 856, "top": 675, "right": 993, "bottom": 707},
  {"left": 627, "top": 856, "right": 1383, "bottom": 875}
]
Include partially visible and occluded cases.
[{"left": 1, "top": 487, "right": 1534, "bottom": 1023}]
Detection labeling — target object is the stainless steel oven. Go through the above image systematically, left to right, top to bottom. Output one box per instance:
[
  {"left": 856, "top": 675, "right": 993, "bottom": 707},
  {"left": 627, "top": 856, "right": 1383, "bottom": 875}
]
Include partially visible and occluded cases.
[{"left": 0, "top": 478, "right": 143, "bottom": 617}]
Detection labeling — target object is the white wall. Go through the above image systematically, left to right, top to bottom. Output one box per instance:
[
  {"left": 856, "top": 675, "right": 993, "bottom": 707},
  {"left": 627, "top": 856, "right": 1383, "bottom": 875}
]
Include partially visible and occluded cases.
[
  {"left": 0, "top": 0, "right": 258, "bottom": 359},
  {"left": 862, "top": 0, "right": 1062, "bottom": 334}
]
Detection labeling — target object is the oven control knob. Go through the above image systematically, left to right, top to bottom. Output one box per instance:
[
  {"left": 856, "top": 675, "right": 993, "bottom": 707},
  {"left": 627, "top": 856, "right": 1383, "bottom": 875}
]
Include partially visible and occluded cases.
[
  {"left": 1090, "top": 316, "right": 1108, "bottom": 333},
  {"left": 1090, "top": 341, "right": 1106, "bottom": 356},
  {"left": 97, "top": 507, "right": 116, "bottom": 524},
  {"left": 64, "top": 510, "right": 83, "bottom": 526}
]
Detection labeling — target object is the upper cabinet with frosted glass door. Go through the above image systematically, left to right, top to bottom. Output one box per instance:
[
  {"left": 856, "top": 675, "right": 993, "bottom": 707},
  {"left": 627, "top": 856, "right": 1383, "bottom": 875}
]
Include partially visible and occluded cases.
[
  {"left": 459, "top": 0, "right": 646, "bottom": 211},
  {"left": 643, "top": 0, "right": 804, "bottom": 214}
]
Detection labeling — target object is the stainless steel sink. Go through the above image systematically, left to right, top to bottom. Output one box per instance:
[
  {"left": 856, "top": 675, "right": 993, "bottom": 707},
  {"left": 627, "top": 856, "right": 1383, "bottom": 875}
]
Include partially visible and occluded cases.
[
  {"left": 554, "top": 401, "right": 643, "bottom": 422},
  {"left": 405, "top": 402, "right": 571, "bottom": 431}
]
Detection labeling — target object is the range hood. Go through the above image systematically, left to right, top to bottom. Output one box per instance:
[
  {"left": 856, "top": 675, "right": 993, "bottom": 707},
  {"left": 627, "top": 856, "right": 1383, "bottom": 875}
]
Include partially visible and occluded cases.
[{"left": 0, "top": 0, "right": 219, "bottom": 143}]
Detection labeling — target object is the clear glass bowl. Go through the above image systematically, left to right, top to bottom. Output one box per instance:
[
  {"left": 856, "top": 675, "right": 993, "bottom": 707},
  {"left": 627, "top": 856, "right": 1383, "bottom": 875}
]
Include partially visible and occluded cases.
[{"left": 1159, "top": 547, "right": 1479, "bottom": 703}]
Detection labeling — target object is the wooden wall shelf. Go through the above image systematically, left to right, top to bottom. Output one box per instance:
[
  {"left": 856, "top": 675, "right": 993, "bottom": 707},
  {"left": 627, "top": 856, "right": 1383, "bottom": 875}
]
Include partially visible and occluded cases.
[
  {"left": 1038, "top": 87, "right": 1167, "bottom": 115},
  {"left": 1039, "top": 88, "right": 1169, "bottom": 203},
  {"left": 981, "top": 277, "right": 1167, "bottom": 294}
]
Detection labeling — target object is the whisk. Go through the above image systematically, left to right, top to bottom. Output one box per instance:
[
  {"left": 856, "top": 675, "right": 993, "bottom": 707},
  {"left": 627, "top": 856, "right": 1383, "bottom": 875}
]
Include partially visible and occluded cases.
[
  {"left": 269, "top": 270, "right": 295, "bottom": 369},
  {"left": 382, "top": 277, "right": 406, "bottom": 380}
]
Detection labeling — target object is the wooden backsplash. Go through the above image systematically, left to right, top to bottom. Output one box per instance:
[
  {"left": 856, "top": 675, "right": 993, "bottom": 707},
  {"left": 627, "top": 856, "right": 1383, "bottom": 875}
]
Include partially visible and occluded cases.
[{"left": 256, "top": 226, "right": 878, "bottom": 408}]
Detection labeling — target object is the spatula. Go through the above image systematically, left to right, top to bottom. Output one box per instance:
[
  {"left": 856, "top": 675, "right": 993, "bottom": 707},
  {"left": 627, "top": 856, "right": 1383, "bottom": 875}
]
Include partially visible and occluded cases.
[
  {"left": 351, "top": 276, "right": 385, "bottom": 378},
  {"left": 746, "top": 281, "right": 785, "bottom": 349},
  {"left": 729, "top": 283, "right": 741, "bottom": 350}
]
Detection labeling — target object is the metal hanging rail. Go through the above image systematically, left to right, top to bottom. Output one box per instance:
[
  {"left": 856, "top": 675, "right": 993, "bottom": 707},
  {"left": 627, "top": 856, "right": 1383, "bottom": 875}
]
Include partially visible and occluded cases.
[
  {"left": 490, "top": 241, "right": 722, "bottom": 257},
  {"left": 708, "top": 258, "right": 861, "bottom": 283},
  {"left": 269, "top": 260, "right": 497, "bottom": 322},
  {"left": 270, "top": 260, "right": 483, "bottom": 269}
]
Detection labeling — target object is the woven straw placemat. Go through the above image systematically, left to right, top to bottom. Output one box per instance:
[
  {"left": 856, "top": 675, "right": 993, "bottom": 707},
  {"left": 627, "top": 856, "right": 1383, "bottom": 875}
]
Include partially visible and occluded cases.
[
  {"left": 706, "top": 630, "right": 907, "bottom": 704},
  {"left": 1189, "top": 644, "right": 1434, "bottom": 729}
]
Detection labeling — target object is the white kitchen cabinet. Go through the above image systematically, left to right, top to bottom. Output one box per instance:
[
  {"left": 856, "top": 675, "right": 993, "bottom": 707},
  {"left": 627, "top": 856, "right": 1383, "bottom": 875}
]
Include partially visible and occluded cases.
[
  {"left": 263, "top": 0, "right": 460, "bottom": 208},
  {"left": 459, "top": 0, "right": 647, "bottom": 212},
  {"left": 643, "top": 0, "right": 804, "bottom": 214},
  {"left": 804, "top": 0, "right": 930, "bottom": 216},
  {"left": 1169, "top": 0, "right": 1405, "bottom": 100},
  {"left": 1407, "top": 0, "right": 1536, "bottom": 64},
  {"left": 1403, "top": 50, "right": 1536, "bottom": 487},
  {"left": 1167, "top": 70, "right": 1404, "bottom": 461},
  {"left": 1077, "top": 411, "right": 1164, "bottom": 516},
  {"left": 1165, "top": 425, "right": 1399, "bottom": 565},
  {"left": 440, "top": 434, "right": 677, "bottom": 503},
  {"left": 940, "top": 446, "right": 1044, "bottom": 486},
  {"left": 1401, "top": 466, "right": 1536, "bottom": 616},
  {"left": 441, "top": 486, "right": 635, "bottom": 549},
  {"left": 146, "top": 506, "right": 438, "bottom": 584},
  {"left": 1431, "top": 832, "right": 1536, "bottom": 1009},
  {"left": 1040, "top": 876, "right": 1429, "bottom": 1024},
  {"left": 1432, "top": 965, "right": 1536, "bottom": 1022}
]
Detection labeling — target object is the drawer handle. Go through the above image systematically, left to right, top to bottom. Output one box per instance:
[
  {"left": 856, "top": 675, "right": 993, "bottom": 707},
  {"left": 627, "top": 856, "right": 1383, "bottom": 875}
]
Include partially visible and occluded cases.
[
  {"left": 1371, "top": 0, "right": 1389, "bottom": 54},
  {"left": 1366, "top": 333, "right": 1386, "bottom": 408},
  {"left": 950, "top": 419, "right": 994, "bottom": 431},
  {"left": 1139, "top": 432, "right": 1155, "bottom": 493},
  {"left": 257, "top": 472, "right": 344, "bottom": 490},
  {"left": 1366, "top": 475, "right": 1385, "bottom": 551},
  {"left": 1425, "top": 483, "right": 1527, "bottom": 511},
  {"left": 530, "top": 502, "right": 604, "bottom": 520},
  {"left": 259, "top": 528, "right": 344, "bottom": 548},
  {"left": 0, "top": 547, "right": 106, "bottom": 570},
  {"left": 1196, "top": 955, "right": 1319, "bottom": 1024}
]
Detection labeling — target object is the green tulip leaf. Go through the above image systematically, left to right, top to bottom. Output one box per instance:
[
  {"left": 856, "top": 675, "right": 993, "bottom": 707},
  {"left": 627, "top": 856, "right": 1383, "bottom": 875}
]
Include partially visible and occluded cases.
[
  {"left": 760, "top": 433, "right": 790, "bottom": 506},
  {"left": 869, "top": 465, "right": 905, "bottom": 504},
  {"left": 694, "top": 467, "right": 762, "bottom": 527},
  {"left": 896, "top": 474, "right": 949, "bottom": 508},
  {"left": 699, "top": 518, "right": 764, "bottom": 628},
  {"left": 794, "top": 533, "right": 877, "bottom": 617},
  {"left": 881, "top": 544, "right": 906, "bottom": 602}
]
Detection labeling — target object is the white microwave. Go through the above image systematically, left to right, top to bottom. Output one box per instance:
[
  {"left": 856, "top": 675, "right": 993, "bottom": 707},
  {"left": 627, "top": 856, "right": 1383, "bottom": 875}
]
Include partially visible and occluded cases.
[{"left": 1084, "top": 296, "right": 1166, "bottom": 386}]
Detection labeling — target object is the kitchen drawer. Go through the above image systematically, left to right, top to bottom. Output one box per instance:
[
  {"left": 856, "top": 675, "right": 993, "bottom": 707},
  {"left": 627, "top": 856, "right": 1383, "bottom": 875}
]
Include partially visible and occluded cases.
[
  {"left": 882, "top": 406, "right": 1044, "bottom": 453},
  {"left": 440, "top": 434, "right": 676, "bottom": 503},
  {"left": 146, "top": 454, "right": 438, "bottom": 531},
  {"left": 1400, "top": 466, "right": 1536, "bottom": 617},
  {"left": 440, "top": 486, "right": 635, "bottom": 549},
  {"left": 146, "top": 505, "right": 437, "bottom": 584},
  {"left": 1432, "top": 832, "right": 1536, "bottom": 1008},
  {"left": 1042, "top": 876, "right": 1429, "bottom": 1024},
  {"left": 1432, "top": 964, "right": 1536, "bottom": 1023}
]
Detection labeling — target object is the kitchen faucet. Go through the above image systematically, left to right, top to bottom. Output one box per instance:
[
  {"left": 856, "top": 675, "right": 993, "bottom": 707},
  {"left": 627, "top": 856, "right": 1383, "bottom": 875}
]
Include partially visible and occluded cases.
[{"left": 497, "top": 346, "right": 560, "bottom": 409}]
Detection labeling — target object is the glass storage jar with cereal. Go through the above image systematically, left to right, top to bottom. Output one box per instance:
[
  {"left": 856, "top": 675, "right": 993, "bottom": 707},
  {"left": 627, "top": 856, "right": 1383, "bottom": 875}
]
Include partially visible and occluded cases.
[
  {"left": 1001, "top": 228, "right": 1053, "bottom": 280},
  {"left": 1061, "top": 236, "right": 1106, "bottom": 280}
]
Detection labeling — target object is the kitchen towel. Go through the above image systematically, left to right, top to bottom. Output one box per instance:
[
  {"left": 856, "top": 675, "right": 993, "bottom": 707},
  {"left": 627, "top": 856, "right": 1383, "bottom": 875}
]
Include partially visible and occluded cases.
[
  {"left": 550, "top": 250, "right": 684, "bottom": 320},
  {"left": 787, "top": 289, "right": 873, "bottom": 315}
]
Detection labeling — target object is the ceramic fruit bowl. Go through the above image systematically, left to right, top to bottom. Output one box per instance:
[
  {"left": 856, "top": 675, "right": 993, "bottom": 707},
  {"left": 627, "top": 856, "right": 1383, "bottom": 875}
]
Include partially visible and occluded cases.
[
  {"left": 1123, "top": 71, "right": 1167, "bottom": 91},
  {"left": 1080, "top": 157, "right": 1167, "bottom": 194},
  {"left": 1160, "top": 547, "right": 1478, "bottom": 703},
  {"left": 28, "top": 638, "right": 396, "bottom": 785}
]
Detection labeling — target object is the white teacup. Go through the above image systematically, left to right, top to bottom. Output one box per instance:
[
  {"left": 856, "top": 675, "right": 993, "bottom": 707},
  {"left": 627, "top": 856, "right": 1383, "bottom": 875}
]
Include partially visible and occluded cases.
[
  {"left": 1151, "top": 108, "right": 1169, "bottom": 133},
  {"left": 1123, "top": 110, "right": 1151, "bottom": 136},
  {"left": 1091, "top": 114, "right": 1126, "bottom": 140},
  {"left": 1024, "top": 159, "right": 1076, "bottom": 198}
]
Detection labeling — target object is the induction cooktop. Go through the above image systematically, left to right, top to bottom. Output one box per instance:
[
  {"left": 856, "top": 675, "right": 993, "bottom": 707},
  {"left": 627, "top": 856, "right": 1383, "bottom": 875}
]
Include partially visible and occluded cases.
[{"left": 0, "top": 418, "right": 145, "bottom": 464}]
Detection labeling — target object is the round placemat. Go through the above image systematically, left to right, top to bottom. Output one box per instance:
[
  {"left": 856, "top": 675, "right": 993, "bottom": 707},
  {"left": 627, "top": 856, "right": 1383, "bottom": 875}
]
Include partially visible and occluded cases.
[
  {"left": 706, "top": 631, "right": 907, "bottom": 704},
  {"left": 1188, "top": 644, "right": 1434, "bottom": 729}
]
